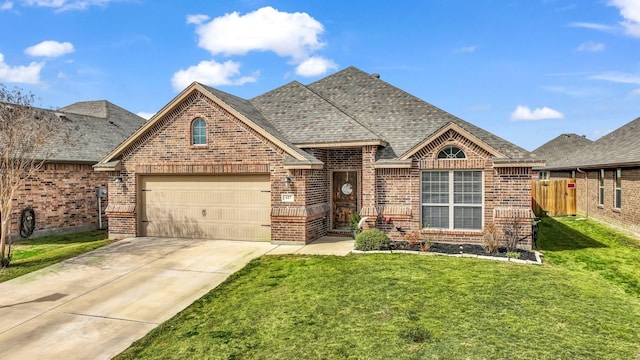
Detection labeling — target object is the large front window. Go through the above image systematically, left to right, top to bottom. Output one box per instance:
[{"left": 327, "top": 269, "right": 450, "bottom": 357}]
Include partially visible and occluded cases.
[{"left": 422, "top": 170, "right": 483, "bottom": 230}]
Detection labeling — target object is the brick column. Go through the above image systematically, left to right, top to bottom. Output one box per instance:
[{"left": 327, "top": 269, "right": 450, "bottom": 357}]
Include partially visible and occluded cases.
[{"left": 360, "top": 146, "right": 378, "bottom": 228}]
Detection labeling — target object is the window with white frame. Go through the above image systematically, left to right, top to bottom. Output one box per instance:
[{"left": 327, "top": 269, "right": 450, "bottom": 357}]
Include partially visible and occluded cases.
[
  {"left": 192, "top": 118, "right": 206, "bottom": 146},
  {"left": 437, "top": 146, "right": 466, "bottom": 159},
  {"left": 615, "top": 168, "right": 622, "bottom": 209},
  {"left": 598, "top": 169, "right": 605, "bottom": 206},
  {"left": 421, "top": 170, "right": 483, "bottom": 230},
  {"left": 539, "top": 171, "right": 549, "bottom": 180}
]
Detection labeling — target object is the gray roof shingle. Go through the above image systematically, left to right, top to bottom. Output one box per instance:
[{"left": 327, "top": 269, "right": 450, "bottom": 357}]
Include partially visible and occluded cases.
[
  {"left": 246, "top": 66, "right": 531, "bottom": 161},
  {"left": 251, "top": 81, "right": 383, "bottom": 145},
  {"left": 200, "top": 84, "right": 323, "bottom": 165},
  {"left": 44, "top": 101, "right": 147, "bottom": 163},
  {"left": 542, "top": 117, "right": 640, "bottom": 169},
  {"left": 532, "top": 133, "right": 593, "bottom": 169}
]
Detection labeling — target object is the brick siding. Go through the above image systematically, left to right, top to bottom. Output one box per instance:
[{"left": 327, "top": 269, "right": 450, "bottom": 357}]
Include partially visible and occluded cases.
[
  {"left": 9, "top": 163, "right": 108, "bottom": 239},
  {"left": 568, "top": 168, "right": 640, "bottom": 234}
]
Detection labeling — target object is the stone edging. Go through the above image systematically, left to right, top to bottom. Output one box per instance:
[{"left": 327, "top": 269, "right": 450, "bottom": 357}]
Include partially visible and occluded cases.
[{"left": 351, "top": 249, "right": 543, "bottom": 265}]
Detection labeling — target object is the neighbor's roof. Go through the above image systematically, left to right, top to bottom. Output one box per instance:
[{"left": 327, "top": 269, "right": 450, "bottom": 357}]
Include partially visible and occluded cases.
[
  {"left": 40, "top": 101, "right": 147, "bottom": 163},
  {"left": 542, "top": 117, "right": 640, "bottom": 170},
  {"left": 531, "top": 133, "right": 593, "bottom": 169}
]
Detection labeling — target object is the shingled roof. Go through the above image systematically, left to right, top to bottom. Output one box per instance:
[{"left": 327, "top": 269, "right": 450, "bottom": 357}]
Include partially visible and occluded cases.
[
  {"left": 251, "top": 66, "right": 531, "bottom": 161},
  {"left": 46, "top": 101, "right": 147, "bottom": 163},
  {"left": 541, "top": 117, "right": 640, "bottom": 170},
  {"left": 532, "top": 133, "right": 593, "bottom": 169}
]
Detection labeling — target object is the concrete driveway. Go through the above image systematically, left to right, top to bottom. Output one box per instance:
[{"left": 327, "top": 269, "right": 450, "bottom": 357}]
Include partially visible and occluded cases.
[{"left": 0, "top": 236, "right": 353, "bottom": 360}]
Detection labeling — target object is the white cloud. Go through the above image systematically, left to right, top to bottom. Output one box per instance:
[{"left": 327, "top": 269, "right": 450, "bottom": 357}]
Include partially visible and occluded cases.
[
  {"left": 24, "top": 0, "right": 118, "bottom": 11},
  {"left": 608, "top": 0, "right": 640, "bottom": 37},
  {"left": 1, "top": 1, "right": 13, "bottom": 10},
  {"left": 191, "top": 6, "right": 325, "bottom": 60},
  {"left": 186, "top": 14, "right": 209, "bottom": 25},
  {"left": 567, "top": 22, "right": 617, "bottom": 32},
  {"left": 25, "top": 40, "right": 74, "bottom": 57},
  {"left": 576, "top": 41, "right": 605, "bottom": 52},
  {"left": 454, "top": 46, "right": 477, "bottom": 54},
  {"left": 0, "top": 53, "right": 44, "bottom": 84},
  {"left": 295, "top": 57, "right": 337, "bottom": 77},
  {"left": 171, "top": 59, "right": 257, "bottom": 91},
  {"left": 590, "top": 71, "right": 640, "bottom": 84},
  {"left": 630, "top": 88, "right": 640, "bottom": 96},
  {"left": 510, "top": 105, "right": 564, "bottom": 121},
  {"left": 137, "top": 111, "right": 155, "bottom": 120}
]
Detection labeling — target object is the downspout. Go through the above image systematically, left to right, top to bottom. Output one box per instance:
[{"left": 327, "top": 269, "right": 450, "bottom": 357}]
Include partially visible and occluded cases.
[{"left": 576, "top": 168, "right": 588, "bottom": 218}]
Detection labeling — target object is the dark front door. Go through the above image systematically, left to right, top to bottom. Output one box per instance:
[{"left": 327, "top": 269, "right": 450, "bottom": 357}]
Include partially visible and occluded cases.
[{"left": 333, "top": 171, "right": 358, "bottom": 230}]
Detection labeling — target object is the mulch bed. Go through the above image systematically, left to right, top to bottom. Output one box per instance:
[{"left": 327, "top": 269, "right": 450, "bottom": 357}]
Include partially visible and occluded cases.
[{"left": 387, "top": 241, "right": 538, "bottom": 262}]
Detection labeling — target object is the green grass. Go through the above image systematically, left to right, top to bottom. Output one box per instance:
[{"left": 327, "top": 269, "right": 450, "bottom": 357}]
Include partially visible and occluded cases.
[
  {"left": 538, "top": 216, "right": 640, "bottom": 297},
  {"left": 116, "top": 217, "right": 640, "bottom": 360},
  {"left": 0, "top": 230, "right": 112, "bottom": 282}
]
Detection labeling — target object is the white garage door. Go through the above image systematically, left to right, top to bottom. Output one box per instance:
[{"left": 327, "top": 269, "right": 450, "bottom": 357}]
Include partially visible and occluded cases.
[{"left": 139, "top": 175, "right": 271, "bottom": 241}]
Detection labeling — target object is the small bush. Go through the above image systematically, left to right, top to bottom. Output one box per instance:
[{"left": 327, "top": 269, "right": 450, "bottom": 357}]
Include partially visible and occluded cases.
[
  {"left": 483, "top": 223, "right": 500, "bottom": 253},
  {"left": 355, "top": 229, "right": 390, "bottom": 251}
]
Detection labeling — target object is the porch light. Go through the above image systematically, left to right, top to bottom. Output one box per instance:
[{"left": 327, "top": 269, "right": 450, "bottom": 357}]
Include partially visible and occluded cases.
[
  {"left": 284, "top": 175, "right": 292, "bottom": 187},
  {"left": 114, "top": 177, "right": 123, "bottom": 183}
]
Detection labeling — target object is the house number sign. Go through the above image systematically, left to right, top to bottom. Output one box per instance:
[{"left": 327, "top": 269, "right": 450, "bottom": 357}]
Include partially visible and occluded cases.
[{"left": 281, "top": 193, "right": 295, "bottom": 203}]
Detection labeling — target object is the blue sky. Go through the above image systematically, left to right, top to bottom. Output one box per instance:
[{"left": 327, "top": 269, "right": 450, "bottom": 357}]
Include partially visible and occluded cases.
[{"left": 1, "top": 0, "right": 639, "bottom": 151}]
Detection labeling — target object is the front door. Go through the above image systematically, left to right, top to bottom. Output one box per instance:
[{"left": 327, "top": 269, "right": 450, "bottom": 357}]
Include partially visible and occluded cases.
[{"left": 332, "top": 171, "right": 358, "bottom": 230}]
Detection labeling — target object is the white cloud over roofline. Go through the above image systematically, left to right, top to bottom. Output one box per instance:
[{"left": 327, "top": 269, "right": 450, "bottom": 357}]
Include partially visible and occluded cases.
[
  {"left": 1, "top": 1, "right": 12, "bottom": 10},
  {"left": 176, "top": 6, "right": 337, "bottom": 86},
  {"left": 193, "top": 6, "right": 325, "bottom": 60},
  {"left": 25, "top": 40, "right": 74, "bottom": 57},
  {"left": 0, "top": 53, "right": 43, "bottom": 84},
  {"left": 295, "top": 57, "right": 337, "bottom": 77},
  {"left": 171, "top": 59, "right": 257, "bottom": 91},
  {"left": 510, "top": 105, "right": 564, "bottom": 121}
]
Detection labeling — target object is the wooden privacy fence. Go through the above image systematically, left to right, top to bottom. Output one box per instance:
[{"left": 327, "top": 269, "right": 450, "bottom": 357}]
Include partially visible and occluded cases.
[{"left": 531, "top": 179, "right": 576, "bottom": 216}]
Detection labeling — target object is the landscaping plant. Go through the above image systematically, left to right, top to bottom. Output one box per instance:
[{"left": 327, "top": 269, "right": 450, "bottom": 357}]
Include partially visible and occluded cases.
[{"left": 354, "top": 228, "right": 390, "bottom": 251}]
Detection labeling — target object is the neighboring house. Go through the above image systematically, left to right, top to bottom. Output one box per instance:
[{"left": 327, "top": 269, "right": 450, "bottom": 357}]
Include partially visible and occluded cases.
[
  {"left": 96, "top": 67, "right": 542, "bottom": 248},
  {"left": 9, "top": 101, "right": 147, "bottom": 239},
  {"left": 537, "top": 117, "right": 640, "bottom": 234},
  {"left": 531, "top": 134, "right": 593, "bottom": 179}
]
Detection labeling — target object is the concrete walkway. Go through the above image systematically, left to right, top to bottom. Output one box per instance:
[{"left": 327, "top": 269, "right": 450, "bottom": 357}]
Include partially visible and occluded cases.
[{"left": 0, "top": 236, "right": 353, "bottom": 360}]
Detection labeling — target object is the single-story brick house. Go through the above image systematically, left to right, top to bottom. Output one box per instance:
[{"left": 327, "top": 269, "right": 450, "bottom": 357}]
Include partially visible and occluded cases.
[
  {"left": 96, "top": 67, "right": 542, "bottom": 248},
  {"left": 8, "top": 101, "right": 146, "bottom": 239},
  {"left": 534, "top": 117, "right": 640, "bottom": 234}
]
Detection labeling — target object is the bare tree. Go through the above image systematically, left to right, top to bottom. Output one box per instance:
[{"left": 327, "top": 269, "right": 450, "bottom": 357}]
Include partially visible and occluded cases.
[{"left": 0, "top": 84, "right": 66, "bottom": 267}]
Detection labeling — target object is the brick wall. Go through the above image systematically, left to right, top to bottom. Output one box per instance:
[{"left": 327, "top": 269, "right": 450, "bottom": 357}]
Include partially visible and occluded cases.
[
  {"left": 107, "top": 91, "right": 325, "bottom": 243},
  {"left": 374, "top": 130, "right": 534, "bottom": 248},
  {"left": 9, "top": 163, "right": 108, "bottom": 239},
  {"left": 572, "top": 168, "right": 640, "bottom": 234}
]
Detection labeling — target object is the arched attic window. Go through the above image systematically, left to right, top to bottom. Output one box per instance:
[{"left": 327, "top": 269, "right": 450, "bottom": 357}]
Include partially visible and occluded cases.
[
  {"left": 192, "top": 118, "right": 206, "bottom": 146},
  {"left": 437, "top": 146, "right": 466, "bottom": 159}
]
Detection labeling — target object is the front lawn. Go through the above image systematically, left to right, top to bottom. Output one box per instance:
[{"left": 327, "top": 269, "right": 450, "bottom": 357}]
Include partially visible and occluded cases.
[
  {"left": 117, "top": 217, "right": 640, "bottom": 360},
  {"left": 0, "top": 230, "right": 112, "bottom": 282}
]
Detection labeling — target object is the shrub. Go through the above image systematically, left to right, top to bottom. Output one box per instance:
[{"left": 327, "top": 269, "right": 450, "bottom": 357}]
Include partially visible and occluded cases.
[
  {"left": 349, "top": 212, "right": 362, "bottom": 234},
  {"left": 483, "top": 223, "right": 500, "bottom": 253},
  {"left": 354, "top": 229, "right": 390, "bottom": 251}
]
